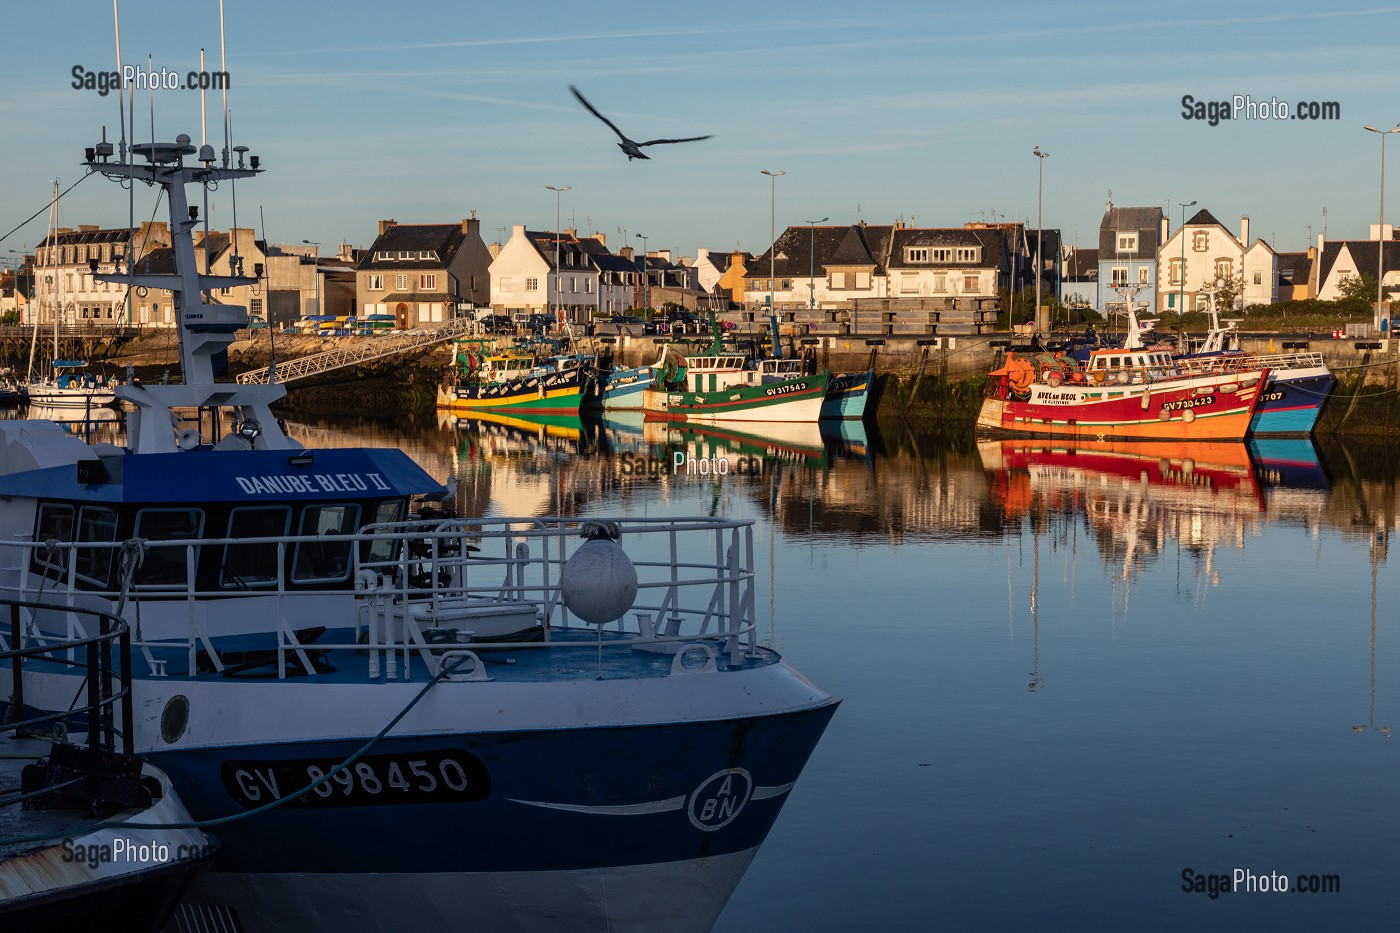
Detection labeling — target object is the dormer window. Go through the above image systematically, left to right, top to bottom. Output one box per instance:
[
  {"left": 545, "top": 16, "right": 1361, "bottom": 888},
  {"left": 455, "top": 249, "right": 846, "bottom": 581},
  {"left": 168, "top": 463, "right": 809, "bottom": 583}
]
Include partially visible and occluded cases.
[
  {"left": 1116, "top": 233, "right": 1137, "bottom": 253},
  {"left": 906, "top": 247, "right": 929, "bottom": 263},
  {"left": 956, "top": 247, "right": 980, "bottom": 263},
  {"left": 931, "top": 248, "right": 954, "bottom": 262},
  {"left": 398, "top": 250, "right": 412, "bottom": 260},
  {"left": 419, "top": 250, "right": 434, "bottom": 260}
]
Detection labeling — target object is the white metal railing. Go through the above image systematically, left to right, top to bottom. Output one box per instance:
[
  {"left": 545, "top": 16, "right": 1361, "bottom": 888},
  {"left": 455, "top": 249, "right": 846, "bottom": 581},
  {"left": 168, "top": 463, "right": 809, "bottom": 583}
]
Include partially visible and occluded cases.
[
  {"left": 235, "top": 319, "right": 475, "bottom": 385},
  {"left": 1175, "top": 351, "right": 1325, "bottom": 376},
  {"left": 0, "top": 516, "right": 759, "bottom": 683}
]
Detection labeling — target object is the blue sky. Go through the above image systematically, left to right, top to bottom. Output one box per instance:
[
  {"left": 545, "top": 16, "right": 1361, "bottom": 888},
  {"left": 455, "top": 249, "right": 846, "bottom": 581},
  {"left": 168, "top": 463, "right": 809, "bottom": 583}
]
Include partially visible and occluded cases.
[{"left": 2, "top": 0, "right": 1397, "bottom": 267}]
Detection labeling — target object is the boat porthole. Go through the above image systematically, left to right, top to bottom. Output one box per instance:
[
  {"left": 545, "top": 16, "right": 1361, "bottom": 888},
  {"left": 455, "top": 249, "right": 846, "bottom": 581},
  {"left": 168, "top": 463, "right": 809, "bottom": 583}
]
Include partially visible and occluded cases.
[{"left": 161, "top": 694, "right": 190, "bottom": 744}]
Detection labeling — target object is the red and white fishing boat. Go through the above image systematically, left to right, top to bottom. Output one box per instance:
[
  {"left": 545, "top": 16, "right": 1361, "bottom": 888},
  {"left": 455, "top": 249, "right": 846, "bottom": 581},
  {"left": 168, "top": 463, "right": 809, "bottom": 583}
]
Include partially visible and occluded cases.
[{"left": 978, "top": 343, "right": 1269, "bottom": 441}]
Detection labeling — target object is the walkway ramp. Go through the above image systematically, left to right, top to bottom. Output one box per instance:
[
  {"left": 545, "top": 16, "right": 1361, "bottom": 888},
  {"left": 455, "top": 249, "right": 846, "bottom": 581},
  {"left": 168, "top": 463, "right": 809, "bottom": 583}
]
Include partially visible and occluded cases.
[{"left": 235, "top": 320, "right": 475, "bottom": 385}]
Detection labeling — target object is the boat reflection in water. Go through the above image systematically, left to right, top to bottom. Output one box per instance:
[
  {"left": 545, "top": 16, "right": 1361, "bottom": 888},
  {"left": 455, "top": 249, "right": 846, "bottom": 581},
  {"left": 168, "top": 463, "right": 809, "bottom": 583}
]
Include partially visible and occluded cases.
[{"left": 979, "top": 438, "right": 1278, "bottom": 583}]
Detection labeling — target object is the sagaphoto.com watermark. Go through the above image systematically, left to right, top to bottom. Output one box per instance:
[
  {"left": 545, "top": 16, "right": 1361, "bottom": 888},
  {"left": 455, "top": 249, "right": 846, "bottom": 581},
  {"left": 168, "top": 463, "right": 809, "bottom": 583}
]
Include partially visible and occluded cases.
[
  {"left": 72, "top": 64, "right": 231, "bottom": 97},
  {"left": 1181, "top": 94, "right": 1340, "bottom": 126}
]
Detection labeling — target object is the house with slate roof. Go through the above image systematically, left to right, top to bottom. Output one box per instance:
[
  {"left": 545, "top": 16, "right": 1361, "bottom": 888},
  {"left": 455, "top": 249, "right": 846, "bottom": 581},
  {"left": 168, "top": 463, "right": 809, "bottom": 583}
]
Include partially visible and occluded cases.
[
  {"left": 1098, "top": 204, "right": 1163, "bottom": 315},
  {"left": 1158, "top": 209, "right": 1275, "bottom": 312},
  {"left": 357, "top": 217, "right": 490, "bottom": 328},
  {"left": 743, "top": 221, "right": 1011, "bottom": 335},
  {"left": 29, "top": 222, "right": 170, "bottom": 328},
  {"left": 490, "top": 226, "right": 610, "bottom": 321},
  {"left": 1315, "top": 227, "right": 1400, "bottom": 303},
  {"left": 1060, "top": 246, "right": 1099, "bottom": 311},
  {"left": 691, "top": 249, "right": 754, "bottom": 309},
  {"left": 1275, "top": 249, "right": 1316, "bottom": 300}
]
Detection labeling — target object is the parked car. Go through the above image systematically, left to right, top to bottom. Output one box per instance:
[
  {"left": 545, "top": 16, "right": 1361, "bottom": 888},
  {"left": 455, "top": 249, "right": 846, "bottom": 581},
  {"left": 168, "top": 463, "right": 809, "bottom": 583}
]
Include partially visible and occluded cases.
[
  {"left": 664, "top": 310, "right": 702, "bottom": 334},
  {"left": 525, "top": 313, "right": 557, "bottom": 335},
  {"left": 479, "top": 314, "right": 514, "bottom": 333},
  {"left": 605, "top": 314, "right": 656, "bottom": 336}
]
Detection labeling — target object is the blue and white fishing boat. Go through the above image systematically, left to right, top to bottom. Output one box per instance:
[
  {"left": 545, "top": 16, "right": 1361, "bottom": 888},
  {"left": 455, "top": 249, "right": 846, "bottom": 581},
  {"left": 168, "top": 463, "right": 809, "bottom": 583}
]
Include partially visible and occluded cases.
[
  {"left": 0, "top": 122, "right": 838, "bottom": 932},
  {"left": 1125, "top": 307, "right": 1335, "bottom": 437},
  {"left": 595, "top": 361, "right": 658, "bottom": 410},
  {"left": 821, "top": 367, "right": 874, "bottom": 419}
]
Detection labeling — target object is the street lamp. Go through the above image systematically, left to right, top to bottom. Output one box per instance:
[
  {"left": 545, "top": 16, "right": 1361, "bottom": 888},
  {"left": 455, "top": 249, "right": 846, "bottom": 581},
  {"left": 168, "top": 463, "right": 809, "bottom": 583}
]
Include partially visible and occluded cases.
[
  {"left": 1363, "top": 124, "right": 1400, "bottom": 331},
  {"left": 1032, "top": 146, "right": 1048, "bottom": 329},
  {"left": 761, "top": 169, "right": 784, "bottom": 314},
  {"left": 546, "top": 185, "right": 571, "bottom": 324},
  {"left": 1177, "top": 200, "right": 1197, "bottom": 316},
  {"left": 805, "top": 217, "right": 827, "bottom": 309},
  {"left": 635, "top": 233, "right": 649, "bottom": 316},
  {"left": 301, "top": 239, "right": 321, "bottom": 319}
]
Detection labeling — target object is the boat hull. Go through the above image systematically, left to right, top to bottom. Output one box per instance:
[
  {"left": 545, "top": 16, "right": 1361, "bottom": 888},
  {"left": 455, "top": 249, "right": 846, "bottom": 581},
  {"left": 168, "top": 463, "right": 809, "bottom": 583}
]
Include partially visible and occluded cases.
[
  {"left": 597, "top": 365, "right": 656, "bottom": 411},
  {"left": 437, "top": 369, "right": 584, "bottom": 415},
  {"left": 820, "top": 369, "right": 873, "bottom": 420},
  {"left": 1249, "top": 370, "right": 1335, "bottom": 436},
  {"left": 646, "top": 372, "right": 831, "bottom": 423},
  {"left": 977, "top": 372, "right": 1266, "bottom": 440},
  {"left": 23, "top": 386, "right": 116, "bottom": 408},
  {"left": 5, "top": 649, "right": 837, "bottom": 933}
]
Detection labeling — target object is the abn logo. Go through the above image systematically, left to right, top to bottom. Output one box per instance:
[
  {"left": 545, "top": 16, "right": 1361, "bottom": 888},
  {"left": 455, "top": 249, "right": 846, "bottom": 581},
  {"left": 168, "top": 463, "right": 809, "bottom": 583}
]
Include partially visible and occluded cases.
[{"left": 687, "top": 768, "right": 753, "bottom": 831}]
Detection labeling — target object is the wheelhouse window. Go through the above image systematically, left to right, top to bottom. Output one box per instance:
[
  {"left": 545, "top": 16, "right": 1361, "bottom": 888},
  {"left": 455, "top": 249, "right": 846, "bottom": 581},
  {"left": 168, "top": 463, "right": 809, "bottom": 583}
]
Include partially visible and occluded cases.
[
  {"left": 364, "top": 499, "right": 407, "bottom": 565},
  {"left": 34, "top": 504, "right": 75, "bottom": 575},
  {"left": 292, "top": 504, "right": 361, "bottom": 583},
  {"left": 75, "top": 506, "right": 119, "bottom": 586},
  {"left": 222, "top": 506, "right": 292, "bottom": 589},
  {"left": 134, "top": 508, "right": 205, "bottom": 588}
]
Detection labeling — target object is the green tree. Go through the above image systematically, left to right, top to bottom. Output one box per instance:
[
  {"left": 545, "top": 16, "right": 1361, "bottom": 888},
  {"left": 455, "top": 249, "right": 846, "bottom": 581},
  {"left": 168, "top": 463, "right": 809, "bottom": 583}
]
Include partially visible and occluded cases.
[
  {"left": 1213, "top": 271, "right": 1242, "bottom": 314},
  {"left": 1337, "top": 272, "right": 1379, "bottom": 306}
]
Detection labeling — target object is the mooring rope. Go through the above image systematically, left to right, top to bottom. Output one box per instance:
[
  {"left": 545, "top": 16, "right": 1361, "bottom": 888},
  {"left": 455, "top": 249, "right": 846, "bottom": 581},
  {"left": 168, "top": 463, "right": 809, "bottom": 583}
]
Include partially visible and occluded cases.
[{"left": 0, "top": 655, "right": 467, "bottom": 846}]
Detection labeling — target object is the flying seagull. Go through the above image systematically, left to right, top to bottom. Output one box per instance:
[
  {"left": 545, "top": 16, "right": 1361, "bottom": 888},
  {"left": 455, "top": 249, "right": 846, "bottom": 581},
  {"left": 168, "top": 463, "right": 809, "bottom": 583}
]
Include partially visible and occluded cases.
[{"left": 569, "top": 85, "right": 712, "bottom": 161}]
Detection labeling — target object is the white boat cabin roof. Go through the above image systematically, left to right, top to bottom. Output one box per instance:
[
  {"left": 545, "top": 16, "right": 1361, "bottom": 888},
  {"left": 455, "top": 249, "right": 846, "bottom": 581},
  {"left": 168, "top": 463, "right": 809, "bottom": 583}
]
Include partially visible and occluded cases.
[{"left": 1086, "top": 348, "right": 1176, "bottom": 372}]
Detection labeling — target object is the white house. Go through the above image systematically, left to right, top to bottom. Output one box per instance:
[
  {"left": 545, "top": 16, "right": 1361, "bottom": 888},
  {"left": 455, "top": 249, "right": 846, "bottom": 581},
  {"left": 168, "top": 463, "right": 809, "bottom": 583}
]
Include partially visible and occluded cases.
[
  {"left": 1159, "top": 210, "right": 1275, "bottom": 312},
  {"left": 1315, "top": 227, "right": 1400, "bottom": 302}
]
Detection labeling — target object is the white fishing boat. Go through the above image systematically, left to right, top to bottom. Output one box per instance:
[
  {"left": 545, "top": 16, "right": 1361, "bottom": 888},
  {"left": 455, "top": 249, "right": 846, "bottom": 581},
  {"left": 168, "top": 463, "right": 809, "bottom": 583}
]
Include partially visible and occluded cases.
[{"left": 0, "top": 85, "right": 837, "bottom": 933}]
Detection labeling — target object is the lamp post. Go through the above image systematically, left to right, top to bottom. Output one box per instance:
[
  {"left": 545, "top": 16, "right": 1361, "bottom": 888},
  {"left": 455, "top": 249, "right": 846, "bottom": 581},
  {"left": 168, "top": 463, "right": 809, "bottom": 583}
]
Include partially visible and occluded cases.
[
  {"left": 1364, "top": 124, "right": 1400, "bottom": 331},
  {"left": 1032, "top": 146, "right": 1048, "bottom": 329},
  {"left": 761, "top": 169, "right": 784, "bottom": 314},
  {"left": 546, "top": 185, "right": 570, "bottom": 324},
  {"left": 1177, "top": 200, "right": 1197, "bottom": 316},
  {"left": 805, "top": 217, "right": 827, "bottom": 309},
  {"left": 634, "top": 233, "right": 649, "bottom": 317},
  {"left": 301, "top": 240, "right": 321, "bottom": 320}
]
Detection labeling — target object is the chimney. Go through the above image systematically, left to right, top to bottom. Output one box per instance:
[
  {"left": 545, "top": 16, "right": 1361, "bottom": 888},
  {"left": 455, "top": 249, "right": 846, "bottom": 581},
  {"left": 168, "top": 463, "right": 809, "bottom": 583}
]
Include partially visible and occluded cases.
[
  {"left": 1160, "top": 215, "right": 1168, "bottom": 244},
  {"left": 1240, "top": 216, "right": 1250, "bottom": 246},
  {"left": 461, "top": 217, "right": 479, "bottom": 237},
  {"left": 378, "top": 219, "right": 396, "bottom": 235},
  {"left": 78, "top": 224, "right": 100, "bottom": 232},
  {"left": 564, "top": 227, "right": 577, "bottom": 241},
  {"left": 593, "top": 231, "right": 606, "bottom": 246},
  {"left": 338, "top": 242, "right": 354, "bottom": 261},
  {"left": 1307, "top": 245, "right": 1316, "bottom": 260},
  {"left": 620, "top": 246, "right": 634, "bottom": 261},
  {"left": 697, "top": 247, "right": 710, "bottom": 262}
]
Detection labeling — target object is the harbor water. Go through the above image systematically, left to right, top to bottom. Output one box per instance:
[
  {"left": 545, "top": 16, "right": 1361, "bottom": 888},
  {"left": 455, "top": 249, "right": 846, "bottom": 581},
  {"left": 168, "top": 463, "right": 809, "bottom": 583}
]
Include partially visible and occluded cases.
[{"left": 21, "top": 407, "right": 1400, "bottom": 931}]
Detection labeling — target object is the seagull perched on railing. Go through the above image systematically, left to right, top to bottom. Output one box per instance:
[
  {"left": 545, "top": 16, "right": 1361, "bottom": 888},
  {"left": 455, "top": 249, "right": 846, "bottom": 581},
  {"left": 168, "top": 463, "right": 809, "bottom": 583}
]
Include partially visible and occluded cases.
[{"left": 569, "top": 86, "right": 712, "bottom": 161}]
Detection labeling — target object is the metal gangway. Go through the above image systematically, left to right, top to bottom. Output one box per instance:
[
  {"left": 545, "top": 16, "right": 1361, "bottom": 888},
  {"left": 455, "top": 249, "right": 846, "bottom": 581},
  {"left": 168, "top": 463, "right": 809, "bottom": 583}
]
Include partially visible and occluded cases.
[{"left": 235, "top": 319, "right": 476, "bottom": 385}]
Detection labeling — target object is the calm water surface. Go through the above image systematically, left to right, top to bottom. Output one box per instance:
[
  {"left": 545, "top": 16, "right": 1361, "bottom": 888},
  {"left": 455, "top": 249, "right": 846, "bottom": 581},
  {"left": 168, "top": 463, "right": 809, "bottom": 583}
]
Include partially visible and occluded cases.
[{"left": 93, "top": 407, "right": 1400, "bottom": 930}]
